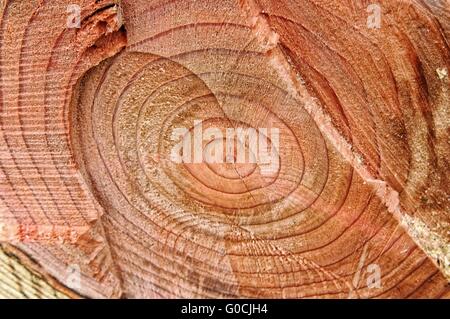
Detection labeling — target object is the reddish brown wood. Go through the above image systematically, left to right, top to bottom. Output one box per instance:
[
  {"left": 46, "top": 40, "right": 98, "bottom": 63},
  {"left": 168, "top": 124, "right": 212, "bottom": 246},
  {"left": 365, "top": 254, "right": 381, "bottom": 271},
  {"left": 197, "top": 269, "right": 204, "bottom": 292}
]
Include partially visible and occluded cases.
[{"left": 0, "top": 0, "right": 448, "bottom": 298}]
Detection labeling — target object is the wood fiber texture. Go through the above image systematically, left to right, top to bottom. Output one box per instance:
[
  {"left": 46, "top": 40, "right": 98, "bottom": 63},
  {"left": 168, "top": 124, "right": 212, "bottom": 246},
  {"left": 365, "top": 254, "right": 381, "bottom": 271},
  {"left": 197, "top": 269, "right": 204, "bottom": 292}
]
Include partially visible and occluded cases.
[
  {"left": 0, "top": 0, "right": 449, "bottom": 298},
  {"left": 0, "top": 243, "right": 76, "bottom": 298}
]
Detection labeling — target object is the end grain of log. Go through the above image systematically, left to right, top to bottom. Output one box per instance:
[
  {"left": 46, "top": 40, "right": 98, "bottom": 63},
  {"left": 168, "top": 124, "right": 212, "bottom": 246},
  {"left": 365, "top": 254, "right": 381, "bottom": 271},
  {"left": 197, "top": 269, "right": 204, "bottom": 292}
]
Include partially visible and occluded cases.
[{"left": 0, "top": 0, "right": 449, "bottom": 298}]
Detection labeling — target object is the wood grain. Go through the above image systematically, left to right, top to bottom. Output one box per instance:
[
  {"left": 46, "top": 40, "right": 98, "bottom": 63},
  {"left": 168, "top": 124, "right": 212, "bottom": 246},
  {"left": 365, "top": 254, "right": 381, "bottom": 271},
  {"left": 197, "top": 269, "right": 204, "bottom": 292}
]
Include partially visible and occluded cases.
[
  {"left": 0, "top": 0, "right": 449, "bottom": 298},
  {"left": 0, "top": 243, "right": 78, "bottom": 298}
]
